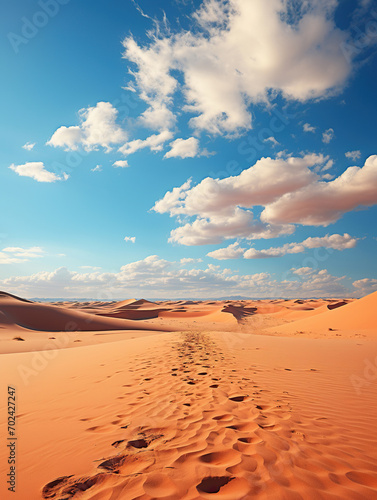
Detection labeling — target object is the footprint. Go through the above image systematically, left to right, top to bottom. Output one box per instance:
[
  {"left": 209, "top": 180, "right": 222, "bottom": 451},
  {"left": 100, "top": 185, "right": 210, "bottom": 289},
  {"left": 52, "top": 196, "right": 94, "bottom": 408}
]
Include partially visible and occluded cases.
[
  {"left": 229, "top": 395, "right": 247, "bottom": 402},
  {"left": 128, "top": 439, "right": 148, "bottom": 449},
  {"left": 111, "top": 440, "right": 125, "bottom": 448},
  {"left": 98, "top": 455, "right": 125, "bottom": 471},
  {"left": 42, "top": 474, "right": 105, "bottom": 499},
  {"left": 42, "top": 476, "right": 73, "bottom": 498},
  {"left": 196, "top": 476, "right": 233, "bottom": 494}
]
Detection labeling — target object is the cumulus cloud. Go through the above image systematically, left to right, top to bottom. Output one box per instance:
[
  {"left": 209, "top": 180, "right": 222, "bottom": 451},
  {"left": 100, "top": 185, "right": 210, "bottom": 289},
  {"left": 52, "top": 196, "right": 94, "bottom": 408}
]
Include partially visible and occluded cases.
[
  {"left": 123, "top": 0, "right": 351, "bottom": 136},
  {"left": 47, "top": 102, "right": 127, "bottom": 152},
  {"left": 303, "top": 123, "right": 316, "bottom": 133},
  {"left": 322, "top": 127, "right": 335, "bottom": 143},
  {"left": 118, "top": 130, "right": 173, "bottom": 156},
  {"left": 264, "top": 136, "right": 280, "bottom": 147},
  {"left": 164, "top": 137, "right": 200, "bottom": 159},
  {"left": 22, "top": 142, "right": 35, "bottom": 151},
  {"left": 345, "top": 150, "right": 361, "bottom": 161},
  {"left": 153, "top": 153, "right": 328, "bottom": 245},
  {"left": 154, "top": 153, "right": 377, "bottom": 244},
  {"left": 262, "top": 154, "right": 377, "bottom": 226},
  {"left": 113, "top": 160, "right": 129, "bottom": 168},
  {"left": 9, "top": 162, "right": 68, "bottom": 183},
  {"left": 91, "top": 165, "right": 102, "bottom": 172},
  {"left": 168, "top": 209, "right": 294, "bottom": 246},
  {"left": 207, "top": 233, "right": 357, "bottom": 260},
  {"left": 243, "top": 233, "right": 357, "bottom": 259},
  {"left": 124, "top": 236, "right": 136, "bottom": 243},
  {"left": 207, "top": 242, "right": 246, "bottom": 260},
  {"left": 0, "top": 246, "right": 45, "bottom": 264},
  {"left": 0, "top": 256, "right": 354, "bottom": 298},
  {"left": 180, "top": 257, "right": 203, "bottom": 264},
  {"left": 292, "top": 266, "right": 314, "bottom": 276},
  {"left": 352, "top": 278, "right": 377, "bottom": 296}
]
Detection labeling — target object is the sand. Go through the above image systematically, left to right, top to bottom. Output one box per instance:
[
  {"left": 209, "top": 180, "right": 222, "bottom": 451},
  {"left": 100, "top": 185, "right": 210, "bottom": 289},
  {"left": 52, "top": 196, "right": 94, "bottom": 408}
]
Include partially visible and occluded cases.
[{"left": 0, "top": 291, "right": 376, "bottom": 499}]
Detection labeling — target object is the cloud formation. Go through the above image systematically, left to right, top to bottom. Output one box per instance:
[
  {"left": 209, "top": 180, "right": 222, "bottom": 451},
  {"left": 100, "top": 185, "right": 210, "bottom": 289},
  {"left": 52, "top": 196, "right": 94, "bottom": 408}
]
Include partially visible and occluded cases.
[
  {"left": 124, "top": 0, "right": 351, "bottom": 136},
  {"left": 47, "top": 102, "right": 127, "bottom": 152},
  {"left": 303, "top": 123, "right": 316, "bottom": 133},
  {"left": 322, "top": 128, "right": 335, "bottom": 143},
  {"left": 118, "top": 130, "right": 173, "bottom": 156},
  {"left": 164, "top": 137, "right": 200, "bottom": 159},
  {"left": 22, "top": 142, "right": 35, "bottom": 151},
  {"left": 345, "top": 150, "right": 361, "bottom": 161},
  {"left": 153, "top": 153, "right": 377, "bottom": 244},
  {"left": 263, "top": 155, "right": 377, "bottom": 226},
  {"left": 113, "top": 160, "right": 129, "bottom": 168},
  {"left": 9, "top": 162, "right": 68, "bottom": 183},
  {"left": 207, "top": 233, "right": 357, "bottom": 259},
  {"left": 242, "top": 233, "right": 357, "bottom": 259},
  {"left": 207, "top": 242, "right": 246, "bottom": 260},
  {"left": 0, "top": 246, "right": 45, "bottom": 264},
  {"left": 0, "top": 256, "right": 356, "bottom": 298},
  {"left": 352, "top": 278, "right": 377, "bottom": 296}
]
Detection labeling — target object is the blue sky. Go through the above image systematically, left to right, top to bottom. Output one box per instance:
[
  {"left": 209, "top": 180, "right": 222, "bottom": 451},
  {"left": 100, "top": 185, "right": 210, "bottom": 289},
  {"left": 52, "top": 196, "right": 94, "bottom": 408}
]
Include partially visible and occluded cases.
[{"left": 1, "top": 0, "right": 377, "bottom": 298}]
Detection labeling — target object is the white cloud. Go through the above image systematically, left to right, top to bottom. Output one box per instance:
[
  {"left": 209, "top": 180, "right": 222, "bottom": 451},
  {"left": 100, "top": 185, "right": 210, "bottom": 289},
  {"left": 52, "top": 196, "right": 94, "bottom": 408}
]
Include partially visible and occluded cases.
[
  {"left": 123, "top": 0, "right": 351, "bottom": 136},
  {"left": 47, "top": 102, "right": 127, "bottom": 152},
  {"left": 303, "top": 123, "right": 316, "bottom": 133},
  {"left": 322, "top": 127, "right": 335, "bottom": 143},
  {"left": 118, "top": 130, "right": 173, "bottom": 156},
  {"left": 264, "top": 136, "right": 279, "bottom": 147},
  {"left": 164, "top": 137, "right": 200, "bottom": 159},
  {"left": 22, "top": 142, "right": 35, "bottom": 151},
  {"left": 345, "top": 150, "right": 361, "bottom": 161},
  {"left": 153, "top": 153, "right": 328, "bottom": 245},
  {"left": 154, "top": 153, "right": 377, "bottom": 244},
  {"left": 262, "top": 154, "right": 377, "bottom": 226},
  {"left": 113, "top": 160, "right": 130, "bottom": 168},
  {"left": 9, "top": 162, "right": 68, "bottom": 183},
  {"left": 91, "top": 165, "right": 102, "bottom": 172},
  {"left": 153, "top": 179, "right": 192, "bottom": 215},
  {"left": 168, "top": 209, "right": 294, "bottom": 246},
  {"left": 207, "top": 233, "right": 357, "bottom": 260},
  {"left": 243, "top": 233, "right": 357, "bottom": 259},
  {"left": 124, "top": 236, "right": 136, "bottom": 243},
  {"left": 207, "top": 242, "right": 246, "bottom": 260},
  {"left": 0, "top": 246, "right": 45, "bottom": 264},
  {"left": 0, "top": 257, "right": 354, "bottom": 298},
  {"left": 180, "top": 257, "right": 203, "bottom": 264},
  {"left": 292, "top": 267, "right": 314, "bottom": 276},
  {"left": 352, "top": 278, "right": 377, "bottom": 296}
]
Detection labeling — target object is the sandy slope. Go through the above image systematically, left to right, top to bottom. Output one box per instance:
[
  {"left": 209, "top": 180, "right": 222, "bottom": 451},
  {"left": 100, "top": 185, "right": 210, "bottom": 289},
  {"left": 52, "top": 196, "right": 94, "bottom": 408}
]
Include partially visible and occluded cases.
[
  {"left": 0, "top": 291, "right": 376, "bottom": 499},
  {"left": 268, "top": 291, "right": 377, "bottom": 339}
]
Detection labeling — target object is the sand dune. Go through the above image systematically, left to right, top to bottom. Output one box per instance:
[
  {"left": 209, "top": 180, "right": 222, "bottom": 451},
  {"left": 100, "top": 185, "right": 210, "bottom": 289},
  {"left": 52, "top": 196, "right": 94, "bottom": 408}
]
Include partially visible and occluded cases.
[
  {"left": 0, "top": 291, "right": 376, "bottom": 499},
  {"left": 269, "top": 291, "right": 377, "bottom": 338},
  {"left": 0, "top": 293, "right": 172, "bottom": 333}
]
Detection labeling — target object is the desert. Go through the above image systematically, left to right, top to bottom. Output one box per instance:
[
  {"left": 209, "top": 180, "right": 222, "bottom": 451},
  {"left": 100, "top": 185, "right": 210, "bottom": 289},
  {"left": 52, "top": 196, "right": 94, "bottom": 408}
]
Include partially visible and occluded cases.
[{"left": 0, "top": 290, "right": 376, "bottom": 499}]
